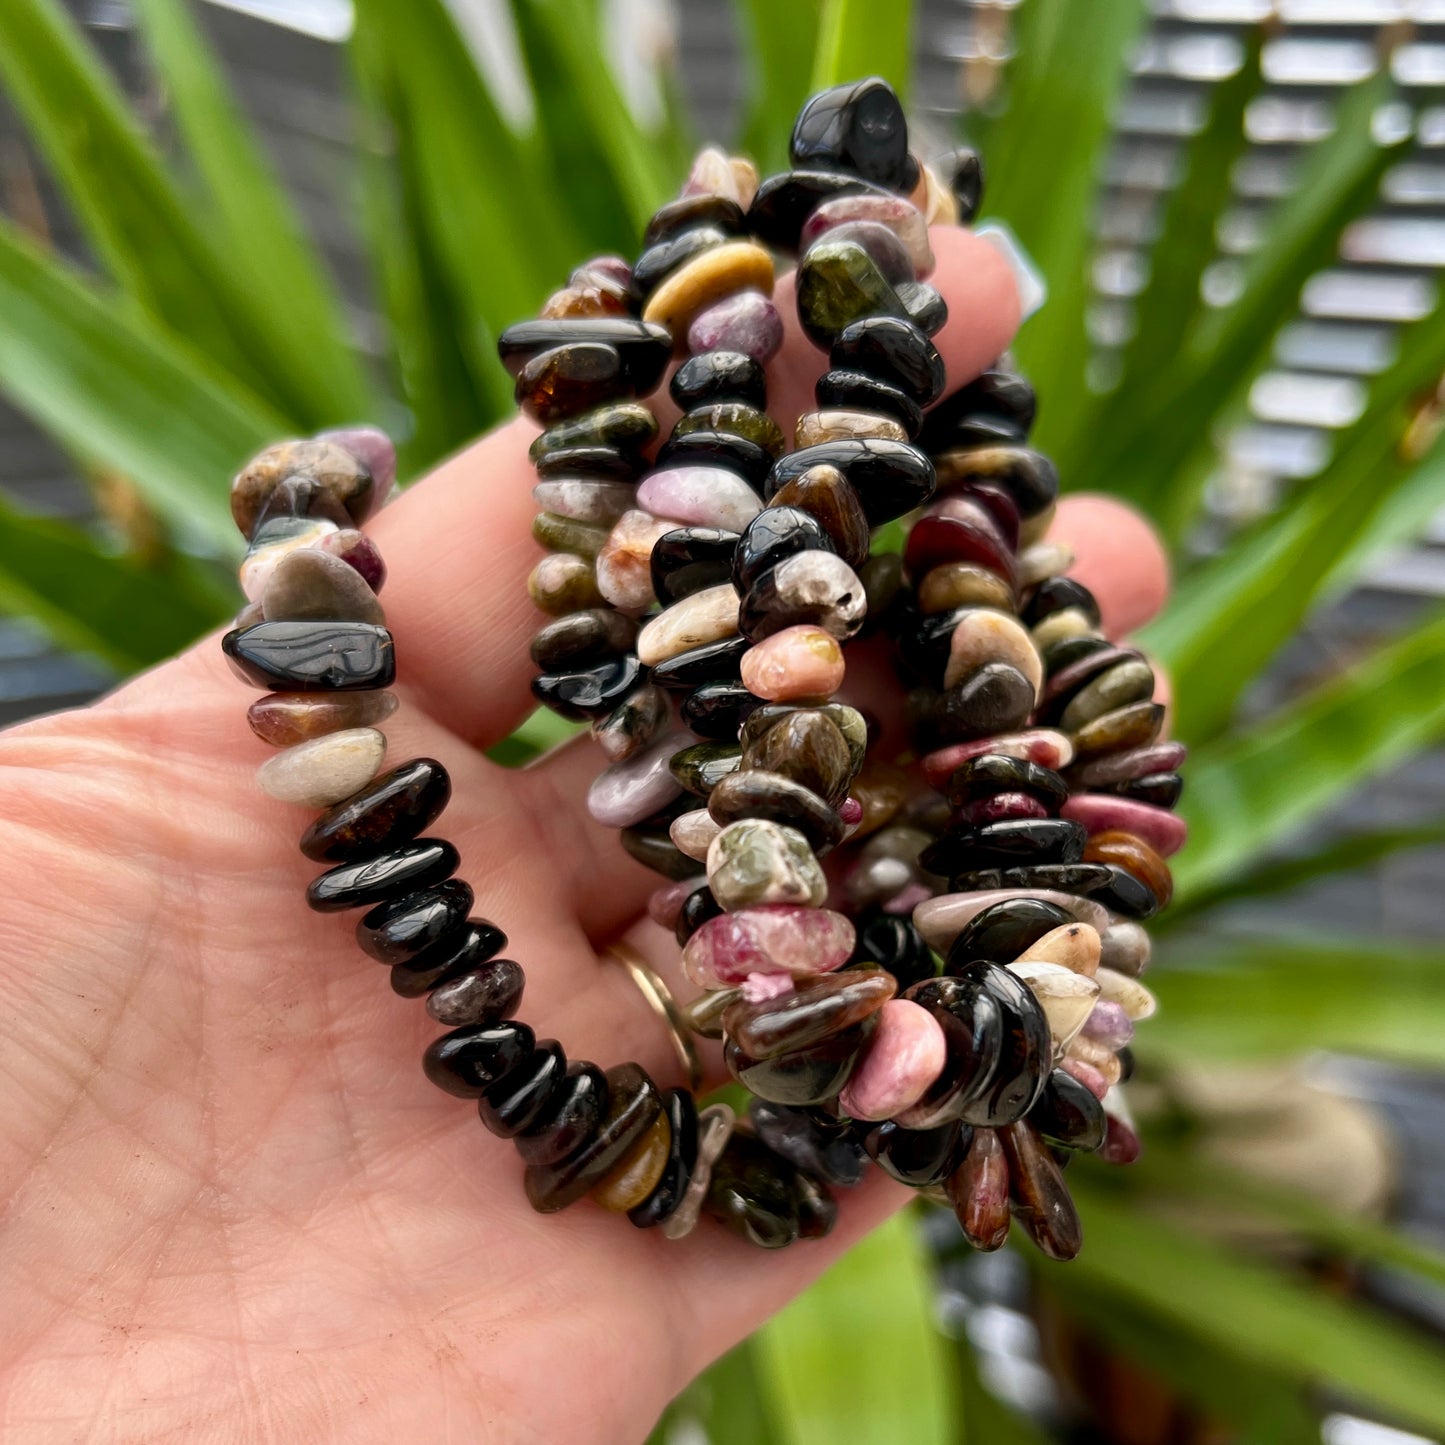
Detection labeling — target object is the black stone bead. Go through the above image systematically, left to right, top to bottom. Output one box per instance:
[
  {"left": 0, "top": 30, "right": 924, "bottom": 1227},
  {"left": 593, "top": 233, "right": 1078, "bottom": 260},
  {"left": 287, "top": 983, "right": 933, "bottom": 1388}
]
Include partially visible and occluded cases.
[
  {"left": 790, "top": 78, "right": 912, "bottom": 190},
  {"left": 950, "top": 147, "right": 985, "bottom": 223},
  {"left": 746, "top": 169, "right": 893, "bottom": 252},
  {"left": 643, "top": 193, "right": 747, "bottom": 248},
  {"left": 630, "top": 226, "right": 732, "bottom": 301},
  {"left": 896, "top": 281, "right": 947, "bottom": 337},
  {"left": 830, "top": 316, "right": 945, "bottom": 405},
  {"left": 496, "top": 318, "right": 671, "bottom": 393},
  {"left": 669, "top": 350, "right": 767, "bottom": 411},
  {"left": 815, "top": 368, "right": 923, "bottom": 436},
  {"left": 920, "top": 368, "right": 1037, "bottom": 454},
  {"left": 656, "top": 429, "right": 773, "bottom": 486},
  {"left": 766, "top": 438, "right": 935, "bottom": 527},
  {"left": 532, "top": 444, "right": 641, "bottom": 482},
  {"left": 940, "top": 445, "right": 1058, "bottom": 520},
  {"left": 731, "top": 506, "right": 836, "bottom": 595},
  {"left": 650, "top": 526, "right": 741, "bottom": 605},
  {"left": 1023, "top": 575, "right": 1102, "bottom": 628},
  {"left": 894, "top": 603, "right": 966, "bottom": 686},
  {"left": 529, "top": 609, "right": 638, "bottom": 670},
  {"left": 223, "top": 620, "right": 394, "bottom": 692},
  {"left": 649, "top": 633, "right": 750, "bottom": 690},
  {"left": 1042, "top": 634, "right": 1115, "bottom": 675},
  {"left": 531, "top": 654, "right": 643, "bottom": 721},
  {"left": 937, "top": 663, "right": 1035, "bottom": 743},
  {"left": 681, "top": 680, "right": 761, "bottom": 740},
  {"left": 669, "top": 740, "right": 743, "bottom": 797},
  {"left": 945, "top": 754, "right": 1069, "bottom": 812},
  {"left": 300, "top": 759, "right": 452, "bottom": 864},
  {"left": 1119, "top": 771, "right": 1184, "bottom": 809},
  {"left": 920, "top": 818, "right": 1087, "bottom": 878},
  {"left": 620, "top": 825, "right": 699, "bottom": 881},
  {"left": 306, "top": 838, "right": 460, "bottom": 913},
  {"left": 950, "top": 863, "right": 1114, "bottom": 897},
  {"left": 1095, "top": 863, "right": 1161, "bottom": 920},
  {"left": 356, "top": 879, "right": 475, "bottom": 965},
  {"left": 674, "top": 882, "right": 723, "bottom": 945},
  {"left": 946, "top": 898, "right": 1074, "bottom": 970},
  {"left": 848, "top": 907, "right": 938, "bottom": 991},
  {"left": 392, "top": 922, "right": 510, "bottom": 999},
  {"left": 421, "top": 946, "right": 521, "bottom": 1017},
  {"left": 951, "top": 962, "right": 1053, "bottom": 1128},
  {"left": 903, "top": 975, "right": 1006, "bottom": 1121},
  {"left": 725, "top": 1018, "right": 875, "bottom": 1107},
  {"left": 423, "top": 1020, "right": 535, "bottom": 1100},
  {"left": 478, "top": 1040, "right": 568, "bottom": 1138},
  {"left": 1118, "top": 1046, "right": 1137, "bottom": 1083},
  {"left": 516, "top": 1061, "right": 609, "bottom": 1167},
  {"left": 1031, "top": 1069, "right": 1106, "bottom": 1153},
  {"left": 628, "top": 1088, "right": 700, "bottom": 1227},
  {"left": 749, "top": 1099, "right": 868, "bottom": 1187},
  {"left": 863, "top": 1118, "right": 973, "bottom": 1188},
  {"left": 704, "top": 1131, "right": 803, "bottom": 1249}
]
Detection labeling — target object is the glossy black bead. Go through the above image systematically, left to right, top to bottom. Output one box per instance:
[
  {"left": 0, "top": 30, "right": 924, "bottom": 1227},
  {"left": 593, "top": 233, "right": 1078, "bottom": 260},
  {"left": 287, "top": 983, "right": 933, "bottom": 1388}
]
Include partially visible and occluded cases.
[
  {"left": 790, "top": 78, "right": 912, "bottom": 190},
  {"left": 950, "top": 147, "right": 985, "bottom": 222},
  {"left": 746, "top": 169, "right": 893, "bottom": 252},
  {"left": 643, "top": 193, "right": 747, "bottom": 248},
  {"left": 631, "top": 226, "right": 732, "bottom": 302},
  {"left": 896, "top": 281, "right": 947, "bottom": 337},
  {"left": 830, "top": 316, "right": 944, "bottom": 405},
  {"left": 496, "top": 318, "right": 671, "bottom": 393},
  {"left": 513, "top": 343, "right": 630, "bottom": 425},
  {"left": 669, "top": 350, "right": 767, "bottom": 411},
  {"left": 815, "top": 368, "right": 923, "bottom": 436},
  {"left": 920, "top": 368, "right": 1037, "bottom": 453},
  {"left": 656, "top": 429, "right": 772, "bottom": 486},
  {"left": 766, "top": 438, "right": 935, "bottom": 526},
  {"left": 532, "top": 444, "right": 641, "bottom": 482},
  {"left": 731, "top": 506, "right": 836, "bottom": 594},
  {"left": 650, "top": 526, "right": 741, "bottom": 605},
  {"left": 1022, "top": 575, "right": 1102, "bottom": 628},
  {"left": 894, "top": 603, "right": 967, "bottom": 686},
  {"left": 529, "top": 609, "right": 638, "bottom": 670},
  {"left": 223, "top": 620, "right": 394, "bottom": 692},
  {"left": 649, "top": 633, "right": 750, "bottom": 690},
  {"left": 1042, "top": 634, "right": 1115, "bottom": 675},
  {"left": 531, "top": 654, "right": 643, "bottom": 721},
  {"left": 938, "top": 664, "right": 1035, "bottom": 744},
  {"left": 681, "top": 680, "right": 761, "bottom": 740},
  {"left": 945, "top": 754, "right": 1069, "bottom": 812},
  {"left": 300, "top": 758, "right": 452, "bottom": 863},
  {"left": 1119, "top": 771, "right": 1184, "bottom": 808},
  {"left": 920, "top": 819, "right": 1087, "bottom": 878},
  {"left": 620, "top": 824, "right": 699, "bottom": 881},
  {"left": 306, "top": 838, "right": 459, "bottom": 913},
  {"left": 951, "top": 863, "right": 1114, "bottom": 897},
  {"left": 1095, "top": 863, "right": 1161, "bottom": 920},
  {"left": 356, "top": 879, "right": 475, "bottom": 964},
  {"left": 674, "top": 882, "right": 723, "bottom": 945},
  {"left": 946, "top": 898, "right": 1074, "bottom": 970},
  {"left": 848, "top": 906, "right": 938, "bottom": 991},
  {"left": 392, "top": 925, "right": 510, "bottom": 1001},
  {"left": 421, "top": 945, "right": 521, "bottom": 1016},
  {"left": 952, "top": 962, "right": 1053, "bottom": 1128},
  {"left": 903, "top": 976, "right": 1005, "bottom": 1121},
  {"left": 725, "top": 1019, "right": 875, "bottom": 1106},
  {"left": 423, "top": 1021, "right": 534, "bottom": 1100},
  {"left": 478, "top": 1040, "right": 568, "bottom": 1138},
  {"left": 1118, "top": 1046, "right": 1137, "bottom": 1083},
  {"left": 516, "top": 1061, "right": 609, "bottom": 1166},
  {"left": 1031, "top": 1069, "right": 1106, "bottom": 1153},
  {"left": 628, "top": 1088, "right": 700, "bottom": 1227},
  {"left": 749, "top": 1100, "right": 868, "bottom": 1187},
  {"left": 863, "top": 1118, "right": 972, "bottom": 1187},
  {"left": 704, "top": 1132, "right": 803, "bottom": 1249}
]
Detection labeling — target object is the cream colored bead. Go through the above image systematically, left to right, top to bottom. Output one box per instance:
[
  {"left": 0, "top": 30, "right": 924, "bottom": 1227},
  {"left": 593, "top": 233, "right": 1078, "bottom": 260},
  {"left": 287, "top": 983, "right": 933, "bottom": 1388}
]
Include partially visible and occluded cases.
[
  {"left": 684, "top": 146, "right": 741, "bottom": 202},
  {"left": 729, "top": 156, "right": 760, "bottom": 208},
  {"left": 642, "top": 242, "right": 776, "bottom": 334},
  {"left": 794, "top": 409, "right": 908, "bottom": 447},
  {"left": 1018, "top": 541, "right": 1075, "bottom": 588},
  {"left": 918, "top": 562, "right": 1015, "bottom": 615},
  {"left": 636, "top": 583, "right": 740, "bottom": 666},
  {"left": 1031, "top": 607, "right": 1098, "bottom": 652},
  {"left": 943, "top": 608, "right": 1043, "bottom": 697},
  {"left": 256, "top": 727, "right": 386, "bottom": 807},
  {"left": 671, "top": 808, "right": 724, "bottom": 863},
  {"left": 1014, "top": 922, "right": 1102, "bottom": 977},
  {"left": 1009, "top": 962, "right": 1100, "bottom": 1051},
  {"left": 1095, "top": 967, "right": 1158, "bottom": 1021}
]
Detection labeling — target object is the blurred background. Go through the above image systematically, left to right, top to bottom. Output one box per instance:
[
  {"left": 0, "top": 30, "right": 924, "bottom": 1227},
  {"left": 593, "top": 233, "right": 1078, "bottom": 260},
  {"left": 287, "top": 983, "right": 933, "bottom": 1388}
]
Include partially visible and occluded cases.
[{"left": 2, "top": 0, "right": 1444, "bottom": 1440}]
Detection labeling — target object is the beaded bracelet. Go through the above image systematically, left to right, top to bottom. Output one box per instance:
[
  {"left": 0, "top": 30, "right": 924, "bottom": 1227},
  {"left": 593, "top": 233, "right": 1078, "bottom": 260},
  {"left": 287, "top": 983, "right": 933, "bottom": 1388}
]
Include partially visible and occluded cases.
[{"left": 222, "top": 77, "right": 1178, "bottom": 1258}]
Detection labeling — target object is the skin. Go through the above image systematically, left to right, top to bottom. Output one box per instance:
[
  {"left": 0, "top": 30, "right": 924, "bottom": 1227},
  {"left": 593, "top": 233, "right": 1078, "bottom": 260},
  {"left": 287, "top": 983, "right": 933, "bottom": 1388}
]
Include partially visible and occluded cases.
[{"left": 0, "top": 229, "right": 1168, "bottom": 1444}]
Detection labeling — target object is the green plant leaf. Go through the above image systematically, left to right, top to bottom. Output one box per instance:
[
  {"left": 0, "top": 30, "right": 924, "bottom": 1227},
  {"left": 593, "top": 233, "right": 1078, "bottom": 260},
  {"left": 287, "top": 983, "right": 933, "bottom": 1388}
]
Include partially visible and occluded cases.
[
  {"left": 129, "top": 0, "right": 376, "bottom": 424},
  {"left": 736, "top": 0, "right": 822, "bottom": 172},
  {"left": 810, "top": 0, "right": 914, "bottom": 100},
  {"left": 0, "top": 218, "right": 282, "bottom": 551},
  {"left": 0, "top": 496, "right": 231, "bottom": 672},
  {"left": 1172, "top": 606, "right": 1445, "bottom": 894},
  {"left": 487, "top": 706, "right": 580, "bottom": 768},
  {"left": 1064, "top": 1184, "right": 1445, "bottom": 1435},
  {"left": 755, "top": 1210, "right": 956, "bottom": 1445},
  {"left": 652, "top": 1337, "right": 785, "bottom": 1445}
]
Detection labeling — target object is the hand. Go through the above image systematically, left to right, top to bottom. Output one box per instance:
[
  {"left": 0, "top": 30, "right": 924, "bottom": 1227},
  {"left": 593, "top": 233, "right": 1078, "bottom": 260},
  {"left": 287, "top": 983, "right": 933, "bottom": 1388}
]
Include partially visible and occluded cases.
[{"left": 0, "top": 230, "right": 1167, "bottom": 1444}]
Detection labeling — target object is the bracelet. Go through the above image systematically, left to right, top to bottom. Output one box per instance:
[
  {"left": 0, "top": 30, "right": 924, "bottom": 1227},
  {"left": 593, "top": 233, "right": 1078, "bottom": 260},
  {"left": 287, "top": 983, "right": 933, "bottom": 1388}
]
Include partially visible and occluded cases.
[{"left": 223, "top": 76, "right": 1178, "bottom": 1258}]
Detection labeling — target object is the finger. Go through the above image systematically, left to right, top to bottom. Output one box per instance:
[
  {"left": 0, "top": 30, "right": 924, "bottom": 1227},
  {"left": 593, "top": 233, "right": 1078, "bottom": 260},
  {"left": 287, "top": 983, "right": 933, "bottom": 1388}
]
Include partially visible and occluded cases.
[{"left": 1049, "top": 493, "right": 1171, "bottom": 638}]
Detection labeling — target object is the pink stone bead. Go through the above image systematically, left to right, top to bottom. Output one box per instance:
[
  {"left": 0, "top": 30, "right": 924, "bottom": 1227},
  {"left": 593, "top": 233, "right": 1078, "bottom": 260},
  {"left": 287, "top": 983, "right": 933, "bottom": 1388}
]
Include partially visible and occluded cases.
[
  {"left": 799, "top": 193, "right": 935, "bottom": 277},
  {"left": 575, "top": 254, "right": 633, "bottom": 290},
  {"left": 687, "top": 289, "right": 785, "bottom": 363},
  {"left": 318, "top": 425, "right": 396, "bottom": 501},
  {"left": 637, "top": 466, "right": 762, "bottom": 531},
  {"left": 597, "top": 509, "right": 675, "bottom": 611},
  {"left": 316, "top": 528, "right": 387, "bottom": 592},
  {"left": 740, "top": 626, "right": 845, "bottom": 702},
  {"left": 586, "top": 730, "right": 687, "bottom": 828},
  {"left": 920, "top": 730, "right": 1073, "bottom": 790},
  {"left": 958, "top": 791, "right": 1051, "bottom": 827},
  {"left": 1062, "top": 794, "right": 1187, "bottom": 857},
  {"left": 839, "top": 796, "right": 864, "bottom": 826},
  {"left": 649, "top": 878, "right": 701, "bottom": 930},
  {"left": 884, "top": 881, "right": 933, "bottom": 915},
  {"left": 914, "top": 890, "right": 1110, "bottom": 953},
  {"left": 681, "top": 904, "right": 856, "bottom": 988},
  {"left": 741, "top": 972, "right": 795, "bottom": 1003},
  {"left": 838, "top": 1000, "right": 948, "bottom": 1122},
  {"left": 1081, "top": 1000, "right": 1135, "bottom": 1050},
  {"left": 1061, "top": 1057, "right": 1110, "bottom": 1100},
  {"left": 1100, "top": 1113, "right": 1142, "bottom": 1165}
]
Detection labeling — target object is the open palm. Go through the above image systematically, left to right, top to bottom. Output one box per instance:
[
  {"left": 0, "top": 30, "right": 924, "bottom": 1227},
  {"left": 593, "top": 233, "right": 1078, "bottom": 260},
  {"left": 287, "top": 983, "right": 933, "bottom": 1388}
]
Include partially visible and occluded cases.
[{"left": 0, "top": 231, "right": 1167, "bottom": 1443}]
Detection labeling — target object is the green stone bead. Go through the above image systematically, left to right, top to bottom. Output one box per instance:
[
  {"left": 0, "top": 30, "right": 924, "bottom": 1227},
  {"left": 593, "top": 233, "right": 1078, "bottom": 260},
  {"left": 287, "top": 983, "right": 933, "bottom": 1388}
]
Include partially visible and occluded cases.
[
  {"left": 795, "top": 239, "right": 909, "bottom": 349},
  {"left": 528, "top": 401, "right": 659, "bottom": 463},
  {"left": 672, "top": 402, "right": 786, "bottom": 461},
  {"left": 532, "top": 512, "right": 609, "bottom": 560},
  {"left": 528, "top": 553, "right": 605, "bottom": 615},
  {"left": 1058, "top": 657, "right": 1156, "bottom": 733},
  {"left": 1072, "top": 701, "right": 1166, "bottom": 760},
  {"left": 741, "top": 709, "right": 853, "bottom": 808},
  {"left": 670, "top": 741, "right": 744, "bottom": 797},
  {"left": 707, "top": 818, "right": 826, "bottom": 910}
]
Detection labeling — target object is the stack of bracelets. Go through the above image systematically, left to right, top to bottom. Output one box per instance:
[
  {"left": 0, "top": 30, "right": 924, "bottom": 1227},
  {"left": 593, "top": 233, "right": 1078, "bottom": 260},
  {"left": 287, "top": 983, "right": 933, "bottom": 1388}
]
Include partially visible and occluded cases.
[{"left": 221, "top": 79, "right": 1180, "bottom": 1260}]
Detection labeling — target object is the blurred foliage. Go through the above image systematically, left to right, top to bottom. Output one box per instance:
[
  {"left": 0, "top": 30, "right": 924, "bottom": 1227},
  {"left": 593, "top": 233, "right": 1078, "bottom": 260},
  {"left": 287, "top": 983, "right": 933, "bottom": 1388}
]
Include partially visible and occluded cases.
[{"left": 0, "top": 0, "right": 1443, "bottom": 1439}]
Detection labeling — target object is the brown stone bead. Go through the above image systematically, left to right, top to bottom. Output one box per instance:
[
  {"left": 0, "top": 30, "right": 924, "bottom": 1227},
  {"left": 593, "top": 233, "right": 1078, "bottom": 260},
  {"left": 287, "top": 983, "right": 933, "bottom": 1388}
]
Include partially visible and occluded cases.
[
  {"left": 642, "top": 240, "right": 775, "bottom": 335},
  {"left": 541, "top": 282, "right": 628, "bottom": 319},
  {"left": 515, "top": 343, "right": 633, "bottom": 426},
  {"left": 673, "top": 402, "right": 786, "bottom": 461},
  {"left": 794, "top": 409, "right": 908, "bottom": 447},
  {"left": 231, "top": 439, "right": 376, "bottom": 539},
  {"left": 767, "top": 463, "right": 871, "bottom": 569},
  {"left": 261, "top": 548, "right": 384, "bottom": 626},
  {"left": 528, "top": 553, "right": 605, "bottom": 615},
  {"left": 918, "top": 561, "right": 1015, "bottom": 615},
  {"left": 530, "top": 608, "right": 638, "bottom": 670},
  {"left": 1058, "top": 658, "right": 1156, "bottom": 734},
  {"left": 247, "top": 690, "right": 398, "bottom": 748},
  {"left": 740, "top": 701, "right": 868, "bottom": 773},
  {"left": 1071, "top": 701, "right": 1166, "bottom": 760},
  {"left": 741, "top": 709, "right": 853, "bottom": 808},
  {"left": 300, "top": 758, "right": 451, "bottom": 863},
  {"left": 849, "top": 762, "right": 908, "bottom": 839},
  {"left": 708, "top": 769, "right": 845, "bottom": 854},
  {"left": 1084, "top": 830, "right": 1174, "bottom": 908},
  {"left": 723, "top": 966, "right": 896, "bottom": 1060},
  {"left": 682, "top": 985, "right": 740, "bottom": 1040},
  {"left": 590, "top": 1112, "right": 672, "bottom": 1211},
  {"left": 999, "top": 1121, "right": 1082, "bottom": 1261},
  {"left": 945, "top": 1126, "right": 1010, "bottom": 1250}
]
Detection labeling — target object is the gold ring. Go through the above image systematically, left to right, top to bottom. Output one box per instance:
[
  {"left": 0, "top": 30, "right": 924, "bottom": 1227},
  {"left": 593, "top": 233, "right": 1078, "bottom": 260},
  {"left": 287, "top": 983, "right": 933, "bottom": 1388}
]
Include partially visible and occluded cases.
[{"left": 604, "top": 943, "right": 704, "bottom": 1094}]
